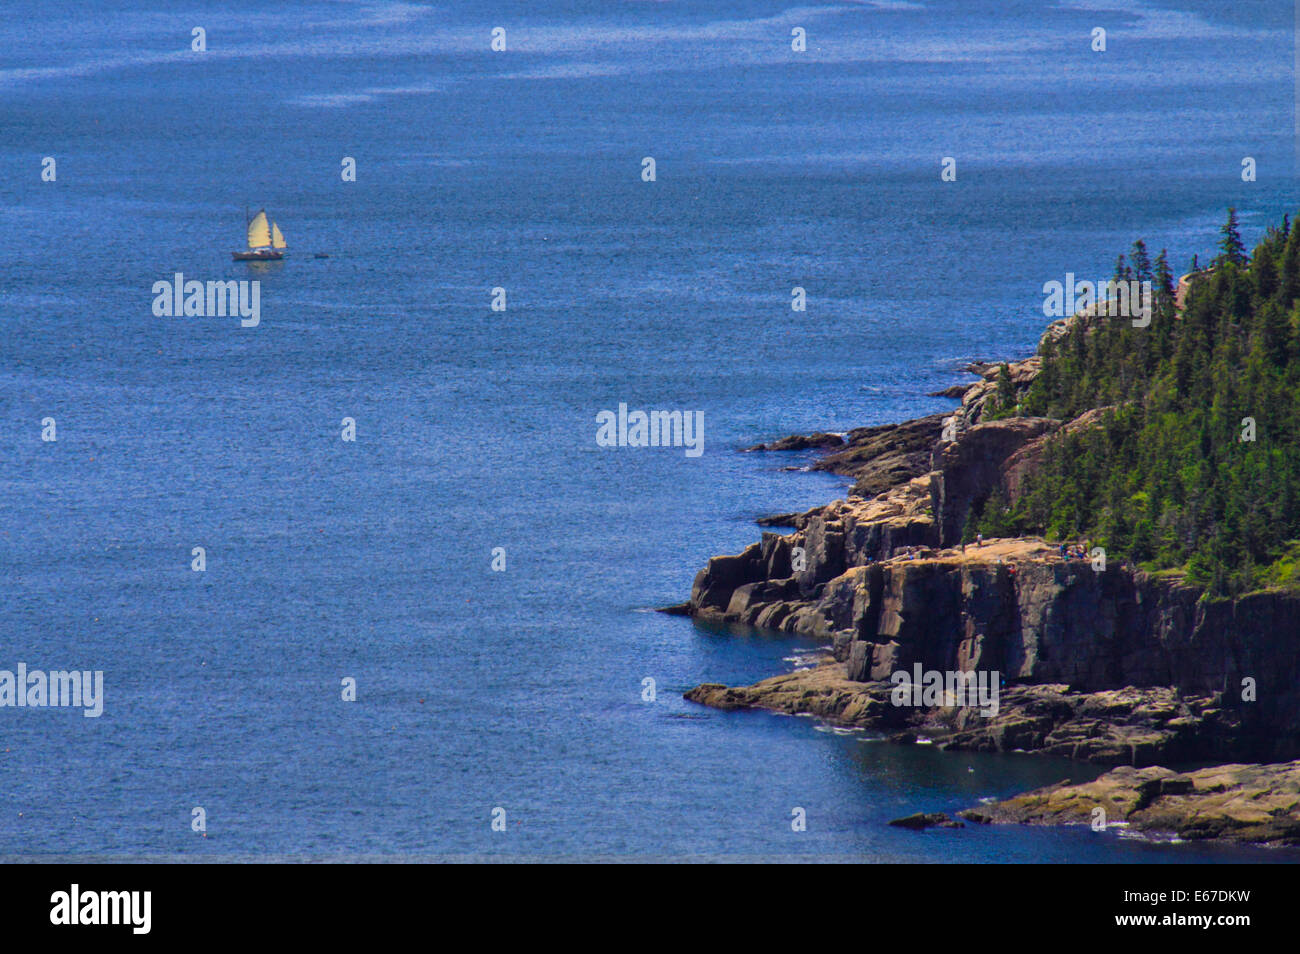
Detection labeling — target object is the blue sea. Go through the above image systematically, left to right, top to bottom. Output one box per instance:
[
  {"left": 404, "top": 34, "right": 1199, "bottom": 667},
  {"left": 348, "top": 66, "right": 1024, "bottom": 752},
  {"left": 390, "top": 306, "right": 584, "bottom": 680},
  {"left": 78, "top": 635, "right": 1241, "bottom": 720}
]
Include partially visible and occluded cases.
[{"left": 0, "top": 0, "right": 1296, "bottom": 860}]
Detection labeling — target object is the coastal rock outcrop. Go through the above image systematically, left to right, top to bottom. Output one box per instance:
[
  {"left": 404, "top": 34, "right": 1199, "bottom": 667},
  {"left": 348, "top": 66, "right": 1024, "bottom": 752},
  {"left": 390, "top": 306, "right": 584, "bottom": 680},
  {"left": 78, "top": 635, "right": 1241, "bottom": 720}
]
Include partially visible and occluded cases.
[
  {"left": 950, "top": 357, "right": 1041, "bottom": 426},
  {"left": 745, "top": 413, "right": 946, "bottom": 499},
  {"left": 812, "top": 413, "right": 947, "bottom": 498},
  {"left": 745, "top": 432, "right": 846, "bottom": 452},
  {"left": 689, "top": 475, "right": 935, "bottom": 638},
  {"left": 688, "top": 536, "right": 1300, "bottom": 760},
  {"left": 684, "top": 660, "right": 1247, "bottom": 765},
  {"left": 961, "top": 761, "right": 1300, "bottom": 847},
  {"left": 889, "top": 812, "right": 964, "bottom": 830}
]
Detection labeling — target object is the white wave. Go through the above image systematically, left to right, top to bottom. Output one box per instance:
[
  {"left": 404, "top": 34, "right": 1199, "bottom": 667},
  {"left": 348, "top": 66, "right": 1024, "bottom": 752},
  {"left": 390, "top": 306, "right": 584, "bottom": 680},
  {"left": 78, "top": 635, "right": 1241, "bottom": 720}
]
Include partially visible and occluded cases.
[{"left": 286, "top": 82, "right": 448, "bottom": 107}]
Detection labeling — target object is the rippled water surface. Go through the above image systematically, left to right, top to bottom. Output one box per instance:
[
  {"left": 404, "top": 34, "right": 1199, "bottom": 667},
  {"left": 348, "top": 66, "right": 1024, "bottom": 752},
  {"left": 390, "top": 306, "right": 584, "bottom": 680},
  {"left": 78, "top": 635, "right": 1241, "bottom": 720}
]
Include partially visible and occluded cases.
[{"left": 0, "top": 0, "right": 1294, "bottom": 859}]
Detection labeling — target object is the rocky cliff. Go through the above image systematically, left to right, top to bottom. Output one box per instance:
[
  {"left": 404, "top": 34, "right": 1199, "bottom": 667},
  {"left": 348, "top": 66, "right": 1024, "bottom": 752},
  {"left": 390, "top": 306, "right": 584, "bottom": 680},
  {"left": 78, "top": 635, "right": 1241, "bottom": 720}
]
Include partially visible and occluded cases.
[{"left": 679, "top": 358, "right": 1300, "bottom": 764}]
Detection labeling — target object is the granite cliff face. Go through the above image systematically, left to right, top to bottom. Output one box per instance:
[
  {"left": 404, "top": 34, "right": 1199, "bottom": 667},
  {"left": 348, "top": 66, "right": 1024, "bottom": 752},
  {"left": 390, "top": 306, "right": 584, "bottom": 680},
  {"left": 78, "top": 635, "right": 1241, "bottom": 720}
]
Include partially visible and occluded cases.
[
  {"left": 681, "top": 358, "right": 1300, "bottom": 764},
  {"left": 689, "top": 536, "right": 1300, "bottom": 761}
]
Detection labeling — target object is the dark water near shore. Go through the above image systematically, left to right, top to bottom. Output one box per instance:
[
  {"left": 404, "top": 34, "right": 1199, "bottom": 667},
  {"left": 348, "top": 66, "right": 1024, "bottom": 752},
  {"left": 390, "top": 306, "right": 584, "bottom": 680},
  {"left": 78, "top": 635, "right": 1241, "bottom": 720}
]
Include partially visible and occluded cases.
[{"left": 0, "top": 0, "right": 1296, "bottom": 860}]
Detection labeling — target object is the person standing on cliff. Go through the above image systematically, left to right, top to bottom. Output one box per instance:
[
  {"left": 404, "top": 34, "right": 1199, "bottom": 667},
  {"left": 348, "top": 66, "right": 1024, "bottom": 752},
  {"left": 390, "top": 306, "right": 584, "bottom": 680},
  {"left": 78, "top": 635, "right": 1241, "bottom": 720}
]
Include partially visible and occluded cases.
[{"left": 976, "top": 533, "right": 984, "bottom": 547}]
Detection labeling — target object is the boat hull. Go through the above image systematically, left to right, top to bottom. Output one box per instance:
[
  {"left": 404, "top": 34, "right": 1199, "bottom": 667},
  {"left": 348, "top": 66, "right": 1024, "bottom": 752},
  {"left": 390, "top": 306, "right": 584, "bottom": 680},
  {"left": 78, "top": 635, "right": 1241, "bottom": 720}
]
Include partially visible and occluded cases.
[{"left": 232, "top": 250, "right": 284, "bottom": 261}]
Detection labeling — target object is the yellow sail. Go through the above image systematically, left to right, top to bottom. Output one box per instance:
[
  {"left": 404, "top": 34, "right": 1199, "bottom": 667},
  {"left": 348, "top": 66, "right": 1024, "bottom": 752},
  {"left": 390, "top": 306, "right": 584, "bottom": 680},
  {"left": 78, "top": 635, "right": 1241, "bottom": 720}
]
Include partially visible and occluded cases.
[
  {"left": 247, "top": 210, "right": 271, "bottom": 249},
  {"left": 271, "top": 222, "right": 287, "bottom": 249}
]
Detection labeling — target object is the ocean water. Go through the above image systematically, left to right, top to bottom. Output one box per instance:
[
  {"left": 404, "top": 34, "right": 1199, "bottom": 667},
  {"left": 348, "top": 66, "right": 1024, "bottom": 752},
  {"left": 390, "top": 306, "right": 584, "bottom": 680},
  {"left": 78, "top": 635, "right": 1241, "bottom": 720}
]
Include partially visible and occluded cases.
[{"left": 0, "top": 0, "right": 1295, "bottom": 860}]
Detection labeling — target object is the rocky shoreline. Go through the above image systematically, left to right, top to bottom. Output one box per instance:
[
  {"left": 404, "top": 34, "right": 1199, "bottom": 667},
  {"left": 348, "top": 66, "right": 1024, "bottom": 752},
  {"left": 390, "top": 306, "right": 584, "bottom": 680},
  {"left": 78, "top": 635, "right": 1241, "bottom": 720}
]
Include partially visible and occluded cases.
[
  {"left": 670, "top": 344, "right": 1300, "bottom": 846},
  {"left": 685, "top": 658, "right": 1245, "bottom": 766},
  {"left": 962, "top": 761, "right": 1300, "bottom": 847}
]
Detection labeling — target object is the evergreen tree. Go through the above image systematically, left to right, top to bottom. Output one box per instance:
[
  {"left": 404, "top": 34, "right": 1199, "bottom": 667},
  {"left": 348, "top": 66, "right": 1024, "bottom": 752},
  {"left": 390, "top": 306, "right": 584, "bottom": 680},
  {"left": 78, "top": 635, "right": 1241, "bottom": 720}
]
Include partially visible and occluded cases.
[
  {"left": 1217, "top": 207, "right": 1247, "bottom": 267},
  {"left": 1280, "top": 226, "right": 1300, "bottom": 307},
  {"left": 1130, "top": 239, "right": 1153, "bottom": 284},
  {"left": 1253, "top": 241, "right": 1278, "bottom": 300},
  {"left": 1154, "top": 248, "right": 1174, "bottom": 298},
  {"left": 996, "top": 362, "right": 1015, "bottom": 410}
]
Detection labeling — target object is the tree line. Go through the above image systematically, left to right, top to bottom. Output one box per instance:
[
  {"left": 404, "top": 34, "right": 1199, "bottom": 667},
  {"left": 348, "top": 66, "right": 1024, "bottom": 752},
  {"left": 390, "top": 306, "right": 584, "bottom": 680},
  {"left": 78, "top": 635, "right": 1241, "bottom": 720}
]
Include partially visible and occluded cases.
[{"left": 972, "top": 209, "right": 1300, "bottom": 597}]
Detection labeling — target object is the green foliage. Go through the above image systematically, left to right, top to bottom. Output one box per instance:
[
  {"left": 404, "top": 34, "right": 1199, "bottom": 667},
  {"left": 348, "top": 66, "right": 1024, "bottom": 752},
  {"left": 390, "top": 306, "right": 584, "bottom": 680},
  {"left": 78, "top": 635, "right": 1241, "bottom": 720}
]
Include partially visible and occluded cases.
[
  {"left": 1217, "top": 207, "right": 1247, "bottom": 268},
  {"left": 1009, "top": 209, "right": 1300, "bottom": 596},
  {"left": 982, "top": 363, "right": 1019, "bottom": 421},
  {"left": 996, "top": 363, "right": 1015, "bottom": 406},
  {"left": 1260, "top": 540, "right": 1300, "bottom": 590}
]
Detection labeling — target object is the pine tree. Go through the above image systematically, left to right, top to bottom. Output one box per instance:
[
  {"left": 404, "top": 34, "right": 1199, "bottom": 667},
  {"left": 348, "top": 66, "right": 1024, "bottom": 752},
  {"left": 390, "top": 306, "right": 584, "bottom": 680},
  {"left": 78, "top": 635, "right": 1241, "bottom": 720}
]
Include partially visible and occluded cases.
[
  {"left": 1217, "top": 207, "right": 1247, "bottom": 267},
  {"left": 1280, "top": 226, "right": 1300, "bottom": 307},
  {"left": 1131, "top": 239, "right": 1153, "bottom": 284},
  {"left": 1253, "top": 241, "right": 1278, "bottom": 300},
  {"left": 1154, "top": 248, "right": 1176, "bottom": 358},
  {"left": 1155, "top": 249, "right": 1174, "bottom": 298},
  {"left": 1260, "top": 300, "right": 1289, "bottom": 367},
  {"left": 996, "top": 362, "right": 1015, "bottom": 410}
]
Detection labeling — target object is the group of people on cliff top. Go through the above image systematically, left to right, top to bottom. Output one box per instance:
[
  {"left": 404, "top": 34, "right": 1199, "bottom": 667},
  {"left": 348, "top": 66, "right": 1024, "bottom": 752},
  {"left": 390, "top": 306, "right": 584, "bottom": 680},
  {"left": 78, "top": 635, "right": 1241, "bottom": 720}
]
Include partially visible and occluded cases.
[{"left": 951, "top": 534, "right": 1092, "bottom": 564}]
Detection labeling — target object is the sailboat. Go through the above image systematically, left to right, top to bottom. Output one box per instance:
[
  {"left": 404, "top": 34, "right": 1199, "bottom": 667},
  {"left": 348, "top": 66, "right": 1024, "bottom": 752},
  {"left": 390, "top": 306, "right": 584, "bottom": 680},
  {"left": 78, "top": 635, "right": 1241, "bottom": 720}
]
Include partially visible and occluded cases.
[{"left": 233, "top": 208, "right": 288, "bottom": 261}]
